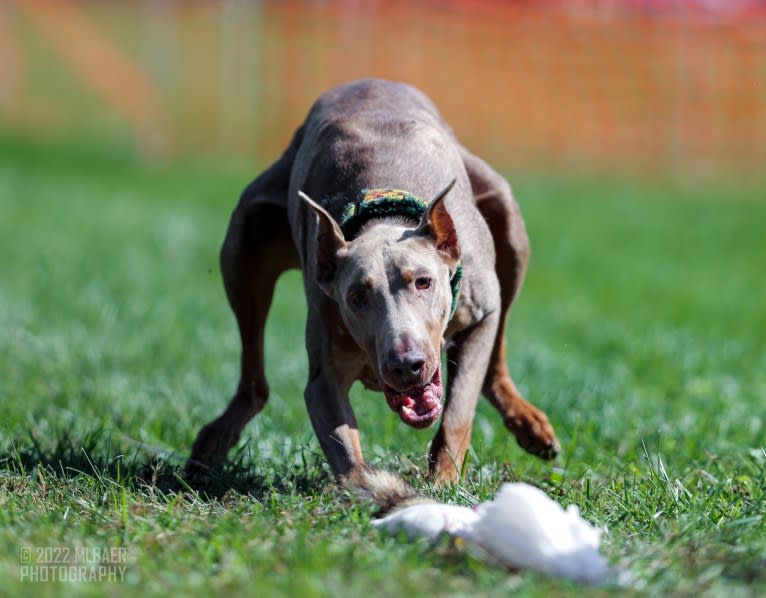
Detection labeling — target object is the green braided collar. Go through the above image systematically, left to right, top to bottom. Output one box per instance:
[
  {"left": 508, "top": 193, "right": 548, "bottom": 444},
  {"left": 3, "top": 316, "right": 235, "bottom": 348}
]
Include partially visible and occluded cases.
[{"left": 339, "top": 188, "right": 463, "bottom": 319}]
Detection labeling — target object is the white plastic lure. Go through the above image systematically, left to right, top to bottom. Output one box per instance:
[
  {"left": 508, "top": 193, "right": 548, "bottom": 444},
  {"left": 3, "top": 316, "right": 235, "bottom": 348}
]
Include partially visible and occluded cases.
[{"left": 372, "top": 482, "right": 611, "bottom": 585}]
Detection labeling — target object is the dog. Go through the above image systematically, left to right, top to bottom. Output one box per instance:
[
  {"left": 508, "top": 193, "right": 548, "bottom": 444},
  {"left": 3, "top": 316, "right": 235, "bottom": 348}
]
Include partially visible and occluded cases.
[{"left": 187, "top": 79, "right": 559, "bottom": 485}]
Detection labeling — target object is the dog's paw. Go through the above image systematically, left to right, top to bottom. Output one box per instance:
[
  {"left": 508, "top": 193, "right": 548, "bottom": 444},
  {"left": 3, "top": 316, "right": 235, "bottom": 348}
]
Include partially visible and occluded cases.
[
  {"left": 504, "top": 408, "right": 560, "bottom": 461},
  {"left": 186, "top": 420, "right": 239, "bottom": 475}
]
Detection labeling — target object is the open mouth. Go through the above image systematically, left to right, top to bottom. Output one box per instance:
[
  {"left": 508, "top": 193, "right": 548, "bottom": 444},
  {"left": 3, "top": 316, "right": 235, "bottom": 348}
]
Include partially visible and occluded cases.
[{"left": 383, "top": 368, "right": 443, "bottom": 428}]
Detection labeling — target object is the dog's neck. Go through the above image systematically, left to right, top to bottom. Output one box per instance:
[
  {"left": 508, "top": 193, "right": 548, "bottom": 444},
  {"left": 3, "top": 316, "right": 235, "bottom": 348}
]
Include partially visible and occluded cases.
[{"left": 339, "top": 188, "right": 428, "bottom": 241}]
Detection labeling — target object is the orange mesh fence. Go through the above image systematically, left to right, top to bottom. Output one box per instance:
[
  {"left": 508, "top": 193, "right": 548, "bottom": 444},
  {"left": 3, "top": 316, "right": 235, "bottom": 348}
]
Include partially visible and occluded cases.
[{"left": 1, "top": 0, "right": 764, "bottom": 182}]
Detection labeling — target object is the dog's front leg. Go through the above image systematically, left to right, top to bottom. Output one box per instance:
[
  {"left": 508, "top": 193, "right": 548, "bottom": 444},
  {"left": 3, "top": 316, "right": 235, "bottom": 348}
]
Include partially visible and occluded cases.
[
  {"left": 429, "top": 309, "right": 500, "bottom": 485},
  {"left": 304, "top": 328, "right": 365, "bottom": 477},
  {"left": 304, "top": 374, "right": 364, "bottom": 477}
]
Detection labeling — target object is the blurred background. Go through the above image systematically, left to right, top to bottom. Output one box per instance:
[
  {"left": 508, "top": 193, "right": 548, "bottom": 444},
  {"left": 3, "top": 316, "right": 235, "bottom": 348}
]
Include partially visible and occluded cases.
[{"left": 1, "top": 0, "right": 765, "bottom": 184}]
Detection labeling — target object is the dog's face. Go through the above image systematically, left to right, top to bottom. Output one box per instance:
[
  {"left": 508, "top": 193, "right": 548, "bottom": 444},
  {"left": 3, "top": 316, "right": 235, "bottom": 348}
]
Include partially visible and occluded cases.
[{"left": 300, "top": 187, "right": 460, "bottom": 428}]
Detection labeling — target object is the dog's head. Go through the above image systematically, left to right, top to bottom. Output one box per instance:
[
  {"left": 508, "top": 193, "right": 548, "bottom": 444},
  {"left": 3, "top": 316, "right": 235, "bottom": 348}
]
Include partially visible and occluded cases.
[{"left": 300, "top": 183, "right": 460, "bottom": 429}]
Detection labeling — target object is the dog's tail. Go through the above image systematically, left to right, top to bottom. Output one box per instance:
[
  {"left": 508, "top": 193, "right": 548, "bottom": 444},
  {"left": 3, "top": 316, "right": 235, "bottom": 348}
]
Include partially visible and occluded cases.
[{"left": 343, "top": 467, "right": 436, "bottom": 517}]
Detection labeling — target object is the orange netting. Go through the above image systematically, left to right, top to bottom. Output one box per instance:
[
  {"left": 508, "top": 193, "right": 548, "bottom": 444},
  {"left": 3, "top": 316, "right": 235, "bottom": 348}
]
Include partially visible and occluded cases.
[{"left": 1, "top": 0, "right": 764, "bottom": 181}]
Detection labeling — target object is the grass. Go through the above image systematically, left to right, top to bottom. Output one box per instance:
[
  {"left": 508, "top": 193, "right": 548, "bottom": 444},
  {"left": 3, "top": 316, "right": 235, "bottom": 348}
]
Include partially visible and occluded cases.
[{"left": 1, "top": 137, "right": 764, "bottom": 596}]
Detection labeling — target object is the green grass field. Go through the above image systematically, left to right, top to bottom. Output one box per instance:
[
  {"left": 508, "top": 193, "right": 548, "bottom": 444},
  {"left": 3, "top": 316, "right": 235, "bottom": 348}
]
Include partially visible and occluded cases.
[{"left": 1, "top": 138, "right": 764, "bottom": 596}]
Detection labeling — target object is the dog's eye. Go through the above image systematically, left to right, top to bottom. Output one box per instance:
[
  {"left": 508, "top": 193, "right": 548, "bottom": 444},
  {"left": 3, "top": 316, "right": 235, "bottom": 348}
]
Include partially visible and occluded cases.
[
  {"left": 415, "top": 277, "right": 432, "bottom": 291},
  {"left": 347, "top": 287, "right": 368, "bottom": 309}
]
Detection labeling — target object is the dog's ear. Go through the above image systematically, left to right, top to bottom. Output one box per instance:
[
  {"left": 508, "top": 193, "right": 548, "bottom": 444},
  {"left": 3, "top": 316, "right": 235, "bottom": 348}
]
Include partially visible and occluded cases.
[
  {"left": 417, "top": 179, "right": 460, "bottom": 264},
  {"left": 299, "top": 190, "right": 347, "bottom": 288}
]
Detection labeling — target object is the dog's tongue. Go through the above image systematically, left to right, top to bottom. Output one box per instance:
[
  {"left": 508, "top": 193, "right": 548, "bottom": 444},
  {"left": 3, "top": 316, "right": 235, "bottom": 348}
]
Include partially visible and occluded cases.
[{"left": 384, "top": 370, "right": 443, "bottom": 429}]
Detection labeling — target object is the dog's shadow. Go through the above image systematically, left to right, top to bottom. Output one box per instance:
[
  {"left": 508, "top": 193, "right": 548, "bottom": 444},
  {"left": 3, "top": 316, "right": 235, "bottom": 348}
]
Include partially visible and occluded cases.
[{"left": 0, "top": 431, "right": 331, "bottom": 501}]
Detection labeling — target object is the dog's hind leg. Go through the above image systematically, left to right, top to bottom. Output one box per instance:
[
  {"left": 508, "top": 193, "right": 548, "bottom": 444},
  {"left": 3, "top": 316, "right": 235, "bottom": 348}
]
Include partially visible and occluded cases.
[
  {"left": 187, "top": 130, "right": 302, "bottom": 474},
  {"left": 461, "top": 148, "right": 560, "bottom": 460}
]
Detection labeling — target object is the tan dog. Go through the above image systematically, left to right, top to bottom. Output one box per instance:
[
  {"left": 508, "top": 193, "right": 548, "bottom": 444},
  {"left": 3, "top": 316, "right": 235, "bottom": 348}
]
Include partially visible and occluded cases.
[{"left": 187, "top": 79, "right": 559, "bottom": 484}]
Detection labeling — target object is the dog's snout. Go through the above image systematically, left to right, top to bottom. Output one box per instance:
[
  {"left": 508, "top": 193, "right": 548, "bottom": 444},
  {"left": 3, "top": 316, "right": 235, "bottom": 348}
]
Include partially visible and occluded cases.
[
  {"left": 385, "top": 348, "right": 427, "bottom": 388},
  {"left": 394, "top": 354, "right": 424, "bottom": 377},
  {"left": 407, "top": 357, "right": 425, "bottom": 376}
]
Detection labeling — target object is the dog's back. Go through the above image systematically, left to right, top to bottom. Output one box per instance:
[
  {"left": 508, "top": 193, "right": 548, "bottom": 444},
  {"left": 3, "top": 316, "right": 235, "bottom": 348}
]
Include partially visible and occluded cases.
[{"left": 291, "top": 78, "right": 459, "bottom": 216}]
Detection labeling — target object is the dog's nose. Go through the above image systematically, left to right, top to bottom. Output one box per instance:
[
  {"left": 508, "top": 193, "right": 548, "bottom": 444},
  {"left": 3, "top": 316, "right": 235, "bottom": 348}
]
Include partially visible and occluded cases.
[
  {"left": 385, "top": 349, "right": 427, "bottom": 388},
  {"left": 398, "top": 357, "right": 425, "bottom": 377}
]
